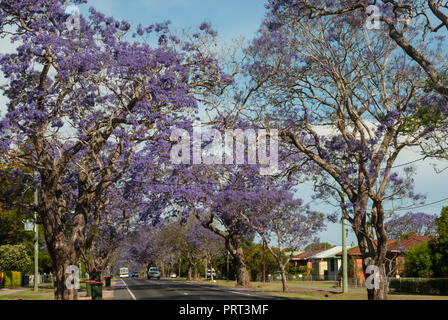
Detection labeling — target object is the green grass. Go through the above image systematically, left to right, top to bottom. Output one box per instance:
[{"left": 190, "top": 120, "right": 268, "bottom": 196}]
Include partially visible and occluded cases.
[
  {"left": 176, "top": 278, "right": 448, "bottom": 300},
  {"left": 0, "top": 288, "right": 54, "bottom": 300}
]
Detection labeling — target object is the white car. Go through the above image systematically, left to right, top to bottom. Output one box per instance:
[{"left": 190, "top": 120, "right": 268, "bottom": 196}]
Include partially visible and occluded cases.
[
  {"left": 119, "top": 267, "right": 129, "bottom": 278},
  {"left": 148, "top": 267, "right": 161, "bottom": 280},
  {"left": 170, "top": 273, "right": 177, "bottom": 278}
]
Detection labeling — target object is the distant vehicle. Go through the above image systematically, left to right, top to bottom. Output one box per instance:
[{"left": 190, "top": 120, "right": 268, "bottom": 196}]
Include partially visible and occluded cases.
[
  {"left": 120, "top": 267, "right": 129, "bottom": 278},
  {"left": 148, "top": 267, "right": 161, "bottom": 280},
  {"left": 129, "top": 272, "right": 139, "bottom": 278},
  {"left": 170, "top": 273, "right": 177, "bottom": 278}
]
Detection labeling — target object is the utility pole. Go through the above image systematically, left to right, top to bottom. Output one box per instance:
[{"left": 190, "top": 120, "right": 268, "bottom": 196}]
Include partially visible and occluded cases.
[
  {"left": 33, "top": 179, "right": 39, "bottom": 292},
  {"left": 342, "top": 214, "right": 348, "bottom": 293},
  {"left": 262, "top": 241, "right": 266, "bottom": 283},
  {"left": 226, "top": 251, "right": 230, "bottom": 280}
]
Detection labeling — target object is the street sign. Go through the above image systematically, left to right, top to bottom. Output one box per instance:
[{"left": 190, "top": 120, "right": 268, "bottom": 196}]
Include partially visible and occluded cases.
[{"left": 24, "top": 219, "right": 35, "bottom": 231}]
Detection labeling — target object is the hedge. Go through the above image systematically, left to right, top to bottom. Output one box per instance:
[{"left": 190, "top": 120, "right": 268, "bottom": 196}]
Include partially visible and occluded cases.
[
  {"left": 2, "top": 271, "right": 22, "bottom": 289},
  {"left": 389, "top": 278, "right": 448, "bottom": 295}
]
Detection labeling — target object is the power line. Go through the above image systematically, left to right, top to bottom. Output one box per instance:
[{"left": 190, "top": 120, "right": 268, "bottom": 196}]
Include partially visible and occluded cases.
[
  {"left": 391, "top": 157, "right": 426, "bottom": 169},
  {"left": 394, "top": 196, "right": 448, "bottom": 212}
]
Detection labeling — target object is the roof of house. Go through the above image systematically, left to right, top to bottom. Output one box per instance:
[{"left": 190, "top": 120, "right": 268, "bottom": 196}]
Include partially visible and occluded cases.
[
  {"left": 335, "top": 235, "right": 432, "bottom": 256},
  {"left": 310, "top": 246, "right": 343, "bottom": 259},
  {"left": 290, "top": 249, "right": 324, "bottom": 260},
  {"left": 285, "top": 251, "right": 303, "bottom": 257}
]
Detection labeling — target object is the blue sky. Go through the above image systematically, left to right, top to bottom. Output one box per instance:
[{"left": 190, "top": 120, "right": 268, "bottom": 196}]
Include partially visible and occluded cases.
[
  {"left": 2, "top": 0, "right": 448, "bottom": 247},
  {"left": 81, "top": 0, "right": 267, "bottom": 42}
]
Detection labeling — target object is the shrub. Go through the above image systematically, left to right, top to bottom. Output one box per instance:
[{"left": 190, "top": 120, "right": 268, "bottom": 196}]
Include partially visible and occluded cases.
[
  {"left": 404, "top": 242, "right": 433, "bottom": 277},
  {"left": 0, "top": 245, "right": 32, "bottom": 273},
  {"left": 2, "top": 271, "right": 22, "bottom": 288},
  {"left": 389, "top": 278, "right": 448, "bottom": 295}
]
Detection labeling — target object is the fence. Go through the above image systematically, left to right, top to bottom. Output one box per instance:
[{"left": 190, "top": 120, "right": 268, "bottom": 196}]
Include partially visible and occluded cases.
[
  {"left": 28, "top": 274, "right": 53, "bottom": 286},
  {"left": 251, "top": 274, "right": 448, "bottom": 294},
  {"left": 254, "top": 274, "right": 368, "bottom": 288},
  {"left": 389, "top": 277, "right": 448, "bottom": 295}
]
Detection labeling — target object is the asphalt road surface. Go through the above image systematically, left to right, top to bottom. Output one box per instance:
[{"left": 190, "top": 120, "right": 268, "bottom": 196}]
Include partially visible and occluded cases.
[{"left": 114, "top": 278, "right": 290, "bottom": 300}]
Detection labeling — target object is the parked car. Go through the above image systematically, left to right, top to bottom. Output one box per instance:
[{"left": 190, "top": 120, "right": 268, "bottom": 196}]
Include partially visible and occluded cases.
[
  {"left": 147, "top": 267, "right": 161, "bottom": 280},
  {"left": 170, "top": 273, "right": 177, "bottom": 278}
]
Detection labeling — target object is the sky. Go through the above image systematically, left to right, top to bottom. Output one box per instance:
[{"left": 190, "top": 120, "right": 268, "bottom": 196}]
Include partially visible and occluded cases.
[
  {"left": 1, "top": 0, "right": 448, "bottom": 248},
  {"left": 81, "top": 0, "right": 267, "bottom": 42}
]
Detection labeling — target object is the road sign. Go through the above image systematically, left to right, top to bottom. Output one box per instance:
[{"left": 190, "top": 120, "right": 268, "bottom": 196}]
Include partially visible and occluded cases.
[{"left": 24, "top": 219, "right": 35, "bottom": 231}]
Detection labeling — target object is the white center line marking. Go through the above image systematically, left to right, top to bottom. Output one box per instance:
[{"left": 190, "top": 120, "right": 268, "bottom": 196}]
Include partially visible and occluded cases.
[{"left": 121, "top": 278, "right": 137, "bottom": 300}]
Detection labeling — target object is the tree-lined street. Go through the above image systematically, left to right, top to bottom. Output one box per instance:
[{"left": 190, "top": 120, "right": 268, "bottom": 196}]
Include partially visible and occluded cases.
[{"left": 1, "top": 0, "right": 448, "bottom": 304}]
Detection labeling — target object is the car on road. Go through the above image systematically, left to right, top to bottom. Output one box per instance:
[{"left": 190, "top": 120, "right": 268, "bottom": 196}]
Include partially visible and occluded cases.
[
  {"left": 120, "top": 267, "right": 129, "bottom": 278},
  {"left": 147, "top": 267, "right": 161, "bottom": 280}
]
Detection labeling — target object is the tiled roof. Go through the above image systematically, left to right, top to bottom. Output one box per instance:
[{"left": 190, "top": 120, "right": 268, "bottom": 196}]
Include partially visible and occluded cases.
[
  {"left": 335, "top": 235, "right": 432, "bottom": 256},
  {"left": 290, "top": 249, "right": 324, "bottom": 260},
  {"left": 286, "top": 251, "right": 303, "bottom": 257}
]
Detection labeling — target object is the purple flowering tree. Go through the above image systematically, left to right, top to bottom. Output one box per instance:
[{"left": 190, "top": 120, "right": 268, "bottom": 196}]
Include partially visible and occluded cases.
[
  {"left": 0, "top": 0, "right": 228, "bottom": 299},
  {"left": 264, "top": 0, "right": 448, "bottom": 98},
  {"left": 232, "top": 8, "right": 443, "bottom": 299},
  {"left": 171, "top": 160, "right": 275, "bottom": 287},
  {"left": 238, "top": 183, "right": 326, "bottom": 292},
  {"left": 385, "top": 212, "right": 438, "bottom": 239},
  {"left": 118, "top": 217, "right": 224, "bottom": 280}
]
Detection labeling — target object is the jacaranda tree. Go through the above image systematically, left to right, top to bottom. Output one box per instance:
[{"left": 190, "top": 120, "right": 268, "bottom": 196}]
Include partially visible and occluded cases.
[
  {"left": 0, "top": 0, "right": 229, "bottom": 299},
  {"left": 235, "top": 6, "right": 443, "bottom": 299}
]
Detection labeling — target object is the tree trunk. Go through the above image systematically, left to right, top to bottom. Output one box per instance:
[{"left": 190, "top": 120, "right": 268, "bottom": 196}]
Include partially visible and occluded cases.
[
  {"left": 225, "top": 236, "right": 250, "bottom": 287},
  {"left": 262, "top": 242, "right": 266, "bottom": 283},
  {"left": 233, "top": 247, "right": 250, "bottom": 287},
  {"left": 226, "top": 251, "right": 230, "bottom": 280},
  {"left": 52, "top": 255, "right": 78, "bottom": 300},
  {"left": 364, "top": 261, "right": 388, "bottom": 300},
  {"left": 160, "top": 262, "right": 166, "bottom": 278},
  {"left": 187, "top": 263, "right": 192, "bottom": 281},
  {"left": 210, "top": 263, "right": 214, "bottom": 282},
  {"left": 193, "top": 264, "right": 198, "bottom": 280},
  {"left": 279, "top": 264, "right": 288, "bottom": 292}
]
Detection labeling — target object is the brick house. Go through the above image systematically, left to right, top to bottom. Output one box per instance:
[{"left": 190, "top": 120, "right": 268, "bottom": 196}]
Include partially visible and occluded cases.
[
  {"left": 336, "top": 235, "right": 432, "bottom": 281},
  {"left": 290, "top": 247, "right": 343, "bottom": 280},
  {"left": 290, "top": 249, "right": 324, "bottom": 272}
]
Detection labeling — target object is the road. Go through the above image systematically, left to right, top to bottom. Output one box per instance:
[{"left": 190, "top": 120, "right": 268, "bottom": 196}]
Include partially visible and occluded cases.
[{"left": 114, "top": 278, "right": 290, "bottom": 300}]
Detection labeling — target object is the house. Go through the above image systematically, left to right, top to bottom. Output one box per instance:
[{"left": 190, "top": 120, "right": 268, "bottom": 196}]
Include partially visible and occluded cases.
[
  {"left": 335, "top": 235, "right": 431, "bottom": 281},
  {"left": 309, "top": 246, "right": 343, "bottom": 280},
  {"left": 289, "top": 249, "right": 324, "bottom": 272}
]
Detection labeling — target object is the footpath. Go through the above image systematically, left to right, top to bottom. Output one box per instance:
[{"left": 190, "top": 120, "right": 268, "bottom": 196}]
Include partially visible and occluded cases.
[{"left": 0, "top": 287, "right": 29, "bottom": 296}]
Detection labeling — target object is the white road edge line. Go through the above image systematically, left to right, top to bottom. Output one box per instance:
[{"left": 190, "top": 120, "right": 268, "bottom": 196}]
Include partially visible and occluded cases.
[
  {"left": 121, "top": 278, "right": 137, "bottom": 300},
  {"left": 173, "top": 280, "right": 260, "bottom": 297}
]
